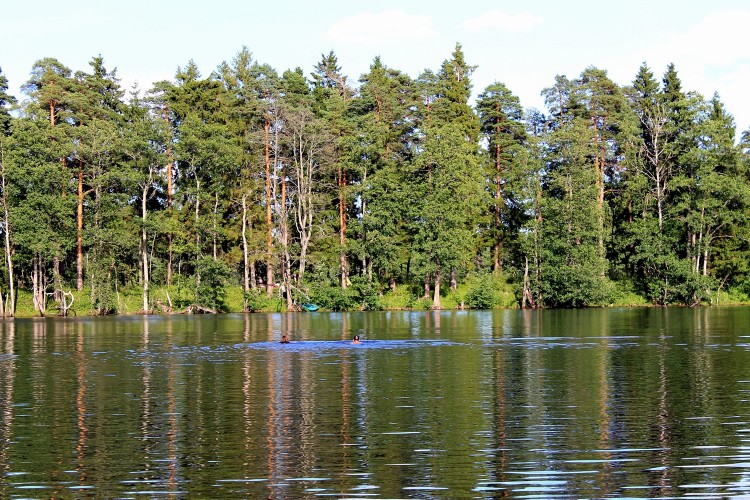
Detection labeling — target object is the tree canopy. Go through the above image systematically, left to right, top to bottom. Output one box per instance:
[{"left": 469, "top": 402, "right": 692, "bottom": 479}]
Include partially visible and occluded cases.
[{"left": 0, "top": 48, "right": 748, "bottom": 316}]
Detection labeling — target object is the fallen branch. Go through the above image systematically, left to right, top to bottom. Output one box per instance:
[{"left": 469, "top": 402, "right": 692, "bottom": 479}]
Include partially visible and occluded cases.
[{"left": 178, "top": 303, "right": 217, "bottom": 315}]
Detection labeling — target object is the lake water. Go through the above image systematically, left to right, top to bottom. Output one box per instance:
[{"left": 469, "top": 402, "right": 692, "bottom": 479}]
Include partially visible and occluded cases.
[{"left": 2, "top": 308, "right": 750, "bottom": 498}]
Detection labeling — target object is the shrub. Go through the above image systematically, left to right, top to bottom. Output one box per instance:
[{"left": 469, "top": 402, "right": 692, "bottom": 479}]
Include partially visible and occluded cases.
[
  {"left": 195, "top": 257, "right": 231, "bottom": 312},
  {"left": 464, "top": 273, "right": 516, "bottom": 309},
  {"left": 309, "top": 276, "right": 381, "bottom": 311},
  {"left": 465, "top": 280, "right": 496, "bottom": 309},
  {"left": 244, "top": 288, "right": 269, "bottom": 312}
]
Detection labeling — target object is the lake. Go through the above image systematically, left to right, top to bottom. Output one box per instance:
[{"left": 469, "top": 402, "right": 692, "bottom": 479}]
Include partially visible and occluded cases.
[{"left": 1, "top": 307, "right": 750, "bottom": 498}]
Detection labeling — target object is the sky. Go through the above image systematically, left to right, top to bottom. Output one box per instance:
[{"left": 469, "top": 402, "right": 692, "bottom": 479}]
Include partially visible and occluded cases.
[{"left": 2, "top": 0, "right": 749, "bottom": 137}]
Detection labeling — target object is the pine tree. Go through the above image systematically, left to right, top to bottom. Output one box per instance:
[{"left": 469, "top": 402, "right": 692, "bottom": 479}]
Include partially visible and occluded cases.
[
  {"left": 414, "top": 45, "right": 485, "bottom": 307},
  {"left": 219, "top": 47, "right": 280, "bottom": 304},
  {"left": 311, "top": 51, "right": 355, "bottom": 290},
  {"left": 71, "top": 56, "right": 126, "bottom": 295},
  {"left": 352, "top": 57, "right": 418, "bottom": 289},
  {"left": 21, "top": 58, "right": 77, "bottom": 306},
  {"left": 169, "top": 61, "right": 239, "bottom": 304},
  {"left": 0, "top": 68, "right": 17, "bottom": 315},
  {"left": 0, "top": 68, "right": 15, "bottom": 135},
  {"left": 537, "top": 68, "right": 633, "bottom": 306},
  {"left": 476, "top": 82, "right": 526, "bottom": 272},
  {"left": 121, "top": 90, "right": 167, "bottom": 312},
  {"left": 415, "top": 124, "right": 484, "bottom": 308}
]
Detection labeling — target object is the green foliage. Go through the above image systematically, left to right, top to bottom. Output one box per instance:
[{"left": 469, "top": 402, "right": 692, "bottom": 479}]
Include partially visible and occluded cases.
[
  {"left": 0, "top": 53, "right": 748, "bottom": 316},
  {"left": 0, "top": 67, "right": 16, "bottom": 134},
  {"left": 88, "top": 257, "right": 119, "bottom": 315},
  {"left": 195, "top": 257, "right": 232, "bottom": 312},
  {"left": 463, "top": 274, "right": 514, "bottom": 309},
  {"left": 309, "top": 276, "right": 380, "bottom": 312},
  {"left": 609, "top": 280, "right": 649, "bottom": 307},
  {"left": 378, "top": 285, "right": 416, "bottom": 310},
  {"left": 243, "top": 287, "right": 270, "bottom": 312},
  {"left": 408, "top": 296, "right": 433, "bottom": 310}
]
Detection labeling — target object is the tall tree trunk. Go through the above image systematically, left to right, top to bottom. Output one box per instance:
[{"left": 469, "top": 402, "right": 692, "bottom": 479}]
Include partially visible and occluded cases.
[
  {"left": 50, "top": 98, "right": 64, "bottom": 303},
  {"left": 165, "top": 110, "right": 174, "bottom": 285},
  {"left": 593, "top": 115, "right": 605, "bottom": 261},
  {"left": 264, "top": 117, "right": 274, "bottom": 296},
  {"left": 493, "top": 121, "right": 503, "bottom": 273},
  {"left": 166, "top": 146, "right": 173, "bottom": 210},
  {"left": 76, "top": 159, "right": 84, "bottom": 291},
  {"left": 297, "top": 159, "right": 312, "bottom": 285},
  {"left": 1, "top": 162, "right": 14, "bottom": 316},
  {"left": 280, "top": 165, "right": 293, "bottom": 311},
  {"left": 339, "top": 166, "right": 348, "bottom": 289},
  {"left": 361, "top": 167, "right": 368, "bottom": 276},
  {"left": 656, "top": 170, "right": 664, "bottom": 233},
  {"left": 194, "top": 177, "right": 201, "bottom": 291},
  {"left": 194, "top": 178, "right": 201, "bottom": 256},
  {"left": 141, "top": 184, "right": 149, "bottom": 313},
  {"left": 212, "top": 192, "right": 218, "bottom": 261},
  {"left": 241, "top": 193, "right": 250, "bottom": 310},
  {"left": 696, "top": 207, "right": 705, "bottom": 274},
  {"left": 687, "top": 231, "right": 701, "bottom": 274},
  {"left": 166, "top": 233, "right": 173, "bottom": 287},
  {"left": 137, "top": 238, "right": 143, "bottom": 285},
  {"left": 703, "top": 249, "right": 708, "bottom": 276},
  {"left": 32, "top": 254, "right": 46, "bottom": 316},
  {"left": 53, "top": 255, "right": 62, "bottom": 302},
  {"left": 32, "top": 256, "right": 39, "bottom": 313},
  {"left": 521, "top": 256, "right": 536, "bottom": 310},
  {"left": 250, "top": 262, "right": 257, "bottom": 290},
  {"left": 450, "top": 268, "right": 457, "bottom": 291},
  {"left": 431, "top": 270, "right": 442, "bottom": 310},
  {"left": 423, "top": 273, "right": 431, "bottom": 299}
]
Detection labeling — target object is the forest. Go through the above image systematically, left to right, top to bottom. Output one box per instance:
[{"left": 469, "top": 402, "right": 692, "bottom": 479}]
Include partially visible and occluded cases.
[{"left": 0, "top": 43, "right": 749, "bottom": 316}]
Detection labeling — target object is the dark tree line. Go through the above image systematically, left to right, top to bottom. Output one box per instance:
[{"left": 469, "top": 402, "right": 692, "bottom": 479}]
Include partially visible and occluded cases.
[{"left": 0, "top": 44, "right": 748, "bottom": 315}]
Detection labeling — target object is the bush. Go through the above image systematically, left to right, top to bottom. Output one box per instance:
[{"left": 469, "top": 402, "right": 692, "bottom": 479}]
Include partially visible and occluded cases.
[
  {"left": 195, "top": 257, "right": 231, "bottom": 312},
  {"left": 462, "top": 273, "right": 515, "bottom": 309},
  {"left": 309, "top": 275, "right": 381, "bottom": 311},
  {"left": 350, "top": 276, "right": 380, "bottom": 310},
  {"left": 465, "top": 279, "right": 496, "bottom": 309},
  {"left": 609, "top": 280, "right": 649, "bottom": 306},
  {"left": 379, "top": 285, "right": 415, "bottom": 310},
  {"left": 243, "top": 288, "right": 269, "bottom": 312}
]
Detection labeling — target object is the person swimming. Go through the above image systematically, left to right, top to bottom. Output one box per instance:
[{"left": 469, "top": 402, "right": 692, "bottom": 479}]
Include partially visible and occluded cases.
[
  {"left": 280, "top": 334, "right": 290, "bottom": 344},
  {"left": 352, "top": 335, "right": 361, "bottom": 344}
]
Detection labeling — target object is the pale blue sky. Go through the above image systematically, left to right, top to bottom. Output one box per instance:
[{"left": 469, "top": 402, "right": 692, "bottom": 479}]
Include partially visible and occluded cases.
[{"left": 2, "top": 0, "right": 749, "bottom": 134}]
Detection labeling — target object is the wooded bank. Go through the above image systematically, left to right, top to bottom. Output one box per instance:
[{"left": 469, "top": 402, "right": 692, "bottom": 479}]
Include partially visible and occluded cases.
[{"left": 0, "top": 44, "right": 748, "bottom": 316}]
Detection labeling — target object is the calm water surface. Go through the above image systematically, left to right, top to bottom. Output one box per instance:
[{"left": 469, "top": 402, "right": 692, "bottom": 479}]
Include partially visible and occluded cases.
[{"left": 2, "top": 308, "right": 750, "bottom": 498}]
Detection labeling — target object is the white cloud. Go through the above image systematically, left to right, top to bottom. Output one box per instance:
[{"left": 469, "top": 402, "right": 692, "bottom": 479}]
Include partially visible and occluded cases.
[
  {"left": 632, "top": 9, "right": 750, "bottom": 130},
  {"left": 325, "top": 10, "right": 435, "bottom": 45},
  {"left": 460, "top": 10, "right": 542, "bottom": 32},
  {"left": 658, "top": 10, "right": 749, "bottom": 69}
]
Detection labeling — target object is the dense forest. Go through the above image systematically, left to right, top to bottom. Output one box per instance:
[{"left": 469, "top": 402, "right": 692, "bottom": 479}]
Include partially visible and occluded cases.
[{"left": 0, "top": 43, "right": 749, "bottom": 316}]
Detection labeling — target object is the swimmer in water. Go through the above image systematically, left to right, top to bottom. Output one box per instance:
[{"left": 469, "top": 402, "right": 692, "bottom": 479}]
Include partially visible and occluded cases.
[
  {"left": 280, "top": 334, "right": 290, "bottom": 344},
  {"left": 352, "top": 335, "right": 361, "bottom": 344}
]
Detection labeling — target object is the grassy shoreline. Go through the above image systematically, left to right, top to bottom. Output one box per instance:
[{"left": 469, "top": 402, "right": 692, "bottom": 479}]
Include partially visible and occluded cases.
[{"left": 7, "top": 280, "right": 749, "bottom": 318}]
